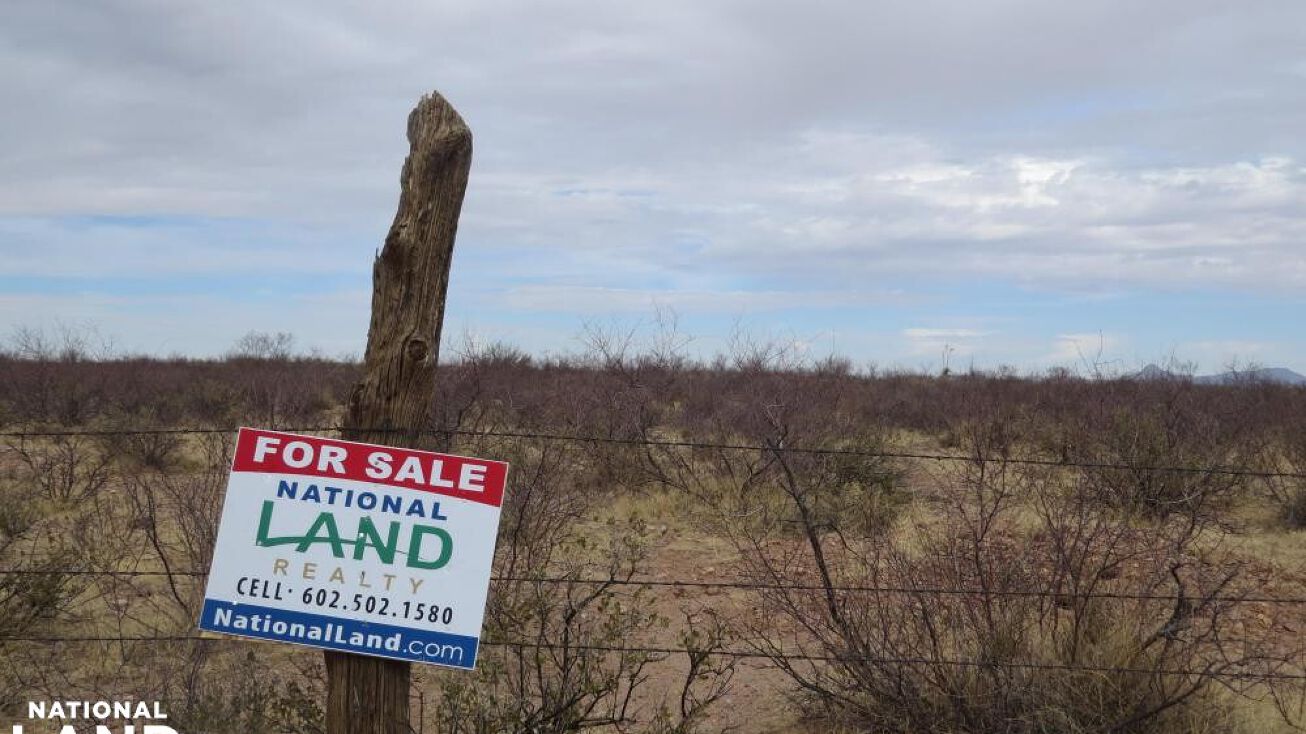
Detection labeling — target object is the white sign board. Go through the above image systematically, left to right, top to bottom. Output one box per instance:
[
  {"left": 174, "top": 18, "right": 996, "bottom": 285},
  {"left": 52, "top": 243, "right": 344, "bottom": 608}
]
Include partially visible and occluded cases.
[{"left": 199, "top": 428, "right": 508, "bottom": 669}]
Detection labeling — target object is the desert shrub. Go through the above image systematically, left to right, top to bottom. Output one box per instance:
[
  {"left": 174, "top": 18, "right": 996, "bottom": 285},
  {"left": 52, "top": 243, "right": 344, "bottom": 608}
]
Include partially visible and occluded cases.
[
  {"left": 3, "top": 328, "right": 1306, "bottom": 452},
  {"left": 425, "top": 337, "right": 540, "bottom": 451},
  {"left": 644, "top": 373, "right": 1300, "bottom": 734},
  {"left": 184, "top": 377, "right": 246, "bottom": 425},
  {"left": 1074, "top": 403, "right": 1263, "bottom": 520},
  {"left": 95, "top": 411, "right": 186, "bottom": 471},
  {"left": 1266, "top": 417, "right": 1306, "bottom": 529},
  {"left": 423, "top": 431, "right": 734, "bottom": 734},
  {"left": 121, "top": 433, "right": 229, "bottom": 621},
  {"left": 754, "top": 433, "right": 908, "bottom": 540},
  {"left": 9, "top": 434, "right": 113, "bottom": 504},
  {"left": 817, "top": 445, "right": 909, "bottom": 537},
  {"left": 732, "top": 457, "right": 1290, "bottom": 734},
  {"left": 0, "top": 484, "right": 87, "bottom": 707},
  {"left": 1277, "top": 484, "right": 1306, "bottom": 528},
  {"left": 0, "top": 486, "right": 84, "bottom": 640},
  {"left": 0, "top": 557, "right": 81, "bottom": 639},
  {"left": 433, "top": 566, "right": 734, "bottom": 734},
  {"left": 433, "top": 569, "right": 665, "bottom": 734},
  {"left": 641, "top": 613, "right": 736, "bottom": 734},
  {"left": 156, "top": 650, "right": 324, "bottom": 734}
]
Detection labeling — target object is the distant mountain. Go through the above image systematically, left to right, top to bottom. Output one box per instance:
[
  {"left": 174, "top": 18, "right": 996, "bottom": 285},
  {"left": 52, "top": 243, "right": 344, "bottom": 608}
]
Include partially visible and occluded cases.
[
  {"left": 1131, "top": 364, "right": 1306, "bottom": 386},
  {"left": 1134, "top": 364, "right": 1176, "bottom": 381},
  {"left": 1196, "top": 367, "right": 1306, "bottom": 386}
]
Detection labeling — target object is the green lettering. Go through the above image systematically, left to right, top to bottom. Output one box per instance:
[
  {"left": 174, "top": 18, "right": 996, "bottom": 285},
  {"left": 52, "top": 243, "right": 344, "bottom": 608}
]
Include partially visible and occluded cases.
[
  {"left": 256, "top": 500, "right": 309, "bottom": 548},
  {"left": 257, "top": 501, "right": 441, "bottom": 567},
  {"left": 299, "top": 511, "right": 346, "bottom": 557},
  {"left": 354, "top": 517, "right": 400, "bottom": 564},
  {"left": 406, "top": 525, "right": 453, "bottom": 570}
]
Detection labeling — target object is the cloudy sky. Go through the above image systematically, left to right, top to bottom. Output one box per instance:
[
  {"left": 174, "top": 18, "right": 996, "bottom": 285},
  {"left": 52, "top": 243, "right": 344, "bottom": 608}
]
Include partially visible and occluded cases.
[{"left": 3, "top": 0, "right": 1304, "bottom": 372}]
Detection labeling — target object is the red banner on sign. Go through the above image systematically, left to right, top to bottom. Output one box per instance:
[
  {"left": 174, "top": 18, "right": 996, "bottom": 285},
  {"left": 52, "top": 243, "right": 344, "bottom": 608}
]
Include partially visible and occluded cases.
[{"left": 231, "top": 428, "right": 507, "bottom": 508}]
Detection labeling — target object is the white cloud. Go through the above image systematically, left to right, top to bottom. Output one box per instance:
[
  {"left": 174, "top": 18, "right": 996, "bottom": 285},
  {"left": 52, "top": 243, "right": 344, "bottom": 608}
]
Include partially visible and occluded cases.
[
  {"left": 3, "top": 0, "right": 1306, "bottom": 367},
  {"left": 2, "top": 1, "right": 1303, "bottom": 294}
]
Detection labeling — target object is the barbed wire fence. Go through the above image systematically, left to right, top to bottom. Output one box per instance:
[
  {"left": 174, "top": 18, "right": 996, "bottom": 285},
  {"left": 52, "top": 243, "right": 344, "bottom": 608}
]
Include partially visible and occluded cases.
[
  {"left": 3, "top": 425, "right": 1304, "bottom": 480},
  {"left": 2, "top": 426, "right": 1305, "bottom": 690}
]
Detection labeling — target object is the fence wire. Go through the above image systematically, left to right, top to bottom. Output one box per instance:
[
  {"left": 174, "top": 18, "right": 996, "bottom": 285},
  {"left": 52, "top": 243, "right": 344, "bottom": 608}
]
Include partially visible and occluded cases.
[
  {"left": 2, "top": 423, "right": 1304, "bottom": 689},
  {"left": 2, "top": 424, "right": 1305, "bottom": 479},
  {"left": 2, "top": 568, "right": 1305, "bottom": 606}
]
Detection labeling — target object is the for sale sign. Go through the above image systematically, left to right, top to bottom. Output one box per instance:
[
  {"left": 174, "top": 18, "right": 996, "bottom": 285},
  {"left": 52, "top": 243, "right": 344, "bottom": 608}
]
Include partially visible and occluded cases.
[{"left": 199, "top": 428, "right": 507, "bottom": 669}]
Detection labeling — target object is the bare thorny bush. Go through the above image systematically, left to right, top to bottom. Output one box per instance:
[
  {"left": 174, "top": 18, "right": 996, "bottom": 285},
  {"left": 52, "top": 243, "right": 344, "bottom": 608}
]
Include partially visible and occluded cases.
[
  {"left": 408, "top": 325, "right": 737, "bottom": 734},
  {"left": 630, "top": 355, "right": 1305, "bottom": 733},
  {"left": 1072, "top": 406, "right": 1266, "bottom": 523},
  {"left": 1266, "top": 413, "right": 1306, "bottom": 529},
  {"left": 0, "top": 430, "right": 324, "bottom": 733},
  {"left": 121, "top": 432, "right": 230, "bottom": 624},
  {"left": 117, "top": 433, "right": 326, "bottom": 734},
  {"left": 427, "top": 433, "right": 735, "bottom": 734},
  {"left": 8, "top": 434, "right": 113, "bottom": 504},
  {"left": 0, "top": 467, "right": 88, "bottom": 710}
]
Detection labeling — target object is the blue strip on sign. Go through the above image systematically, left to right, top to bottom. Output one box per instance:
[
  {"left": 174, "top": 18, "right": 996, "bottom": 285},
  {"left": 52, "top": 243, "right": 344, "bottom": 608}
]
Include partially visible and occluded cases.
[{"left": 199, "top": 598, "right": 479, "bottom": 669}]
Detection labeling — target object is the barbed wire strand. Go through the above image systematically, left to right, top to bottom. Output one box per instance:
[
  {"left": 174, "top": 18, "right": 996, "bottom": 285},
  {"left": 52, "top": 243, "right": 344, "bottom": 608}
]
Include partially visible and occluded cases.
[
  {"left": 2, "top": 425, "right": 1304, "bottom": 480},
  {"left": 3, "top": 568, "right": 1305, "bottom": 605}
]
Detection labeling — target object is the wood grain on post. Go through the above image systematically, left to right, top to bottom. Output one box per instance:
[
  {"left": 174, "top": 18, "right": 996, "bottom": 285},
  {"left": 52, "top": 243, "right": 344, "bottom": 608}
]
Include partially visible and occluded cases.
[{"left": 327, "top": 91, "right": 472, "bottom": 734}]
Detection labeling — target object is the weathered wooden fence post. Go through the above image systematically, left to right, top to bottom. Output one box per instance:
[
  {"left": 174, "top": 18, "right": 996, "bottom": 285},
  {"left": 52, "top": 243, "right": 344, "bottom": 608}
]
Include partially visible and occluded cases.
[{"left": 327, "top": 91, "right": 472, "bottom": 734}]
